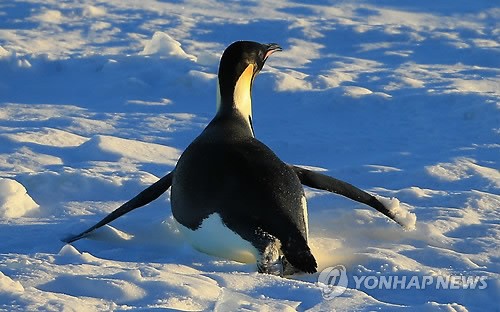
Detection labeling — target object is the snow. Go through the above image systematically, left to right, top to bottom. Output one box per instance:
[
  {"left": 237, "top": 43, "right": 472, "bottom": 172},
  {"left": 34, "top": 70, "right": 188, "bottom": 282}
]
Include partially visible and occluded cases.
[
  {"left": 0, "top": 0, "right": 499, "bottom": 311},
  {"left": 140, "top": 32, "right": 196, "bottom": 61},
  {"left": 0, "top": 178, "right": 39, "bottom": 218},
  {"left": 376, "top": 196, "right": 416, "bottom": 231},
  {"left": 0, "top": 271, "right": 24, "bottom": 294}
]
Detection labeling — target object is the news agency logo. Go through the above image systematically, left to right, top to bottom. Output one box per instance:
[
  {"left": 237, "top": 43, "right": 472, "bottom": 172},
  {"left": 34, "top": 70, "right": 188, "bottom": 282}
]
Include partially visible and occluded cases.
[
  {"left": 317, "top": 265, "right": 488, "bottom": 300},
  {"left": 317, "top": 265, "right": 348, "bottom": 300}
]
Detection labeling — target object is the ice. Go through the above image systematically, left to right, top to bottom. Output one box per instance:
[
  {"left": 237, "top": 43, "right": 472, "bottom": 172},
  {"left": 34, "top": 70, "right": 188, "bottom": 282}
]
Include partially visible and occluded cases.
[
  {"left": 140, "top": 32, "right": 196, "bottom": 61},
  {"left": 0, "top": 46, "right": 10, "bottom": 58},
  {"left": 0, "top": 178, "right": 39, "bottom": 218},
  {"left": 0, "top": 271, "right": 24, "bottom": 294}
]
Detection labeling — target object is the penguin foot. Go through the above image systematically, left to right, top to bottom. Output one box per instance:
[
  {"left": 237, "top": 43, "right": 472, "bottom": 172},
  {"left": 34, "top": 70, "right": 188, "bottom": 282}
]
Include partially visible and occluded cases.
[
  {"left": 256, "top": 239, "right": 283, "bottom": 276},
  {"left": 257, "top": 255, "right": 301, "bottom": 277},
  {"left": 257, "top": 258, "right": 283, "bottom": 276}
]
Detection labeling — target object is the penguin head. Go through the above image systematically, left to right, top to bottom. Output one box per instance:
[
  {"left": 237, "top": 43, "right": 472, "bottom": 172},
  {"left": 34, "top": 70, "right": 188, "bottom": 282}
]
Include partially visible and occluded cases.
[{"left": 216, "top": 41, "right": 281, "bottom": 134}]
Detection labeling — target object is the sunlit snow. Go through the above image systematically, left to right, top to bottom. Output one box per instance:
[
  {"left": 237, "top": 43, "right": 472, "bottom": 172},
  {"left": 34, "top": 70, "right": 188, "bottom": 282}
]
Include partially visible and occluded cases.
[{"left": 0, "top": 0, "right": 498, "bottom": 311}]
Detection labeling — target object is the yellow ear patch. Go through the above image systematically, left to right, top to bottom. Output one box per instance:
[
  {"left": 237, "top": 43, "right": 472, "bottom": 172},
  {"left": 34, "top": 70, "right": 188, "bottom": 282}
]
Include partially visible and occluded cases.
[
  {"left": 233, "top": 64, "right": 255, "bottom": 122},
  {"left": 238, "top": 64, "right": 254, "bottom": 88}
]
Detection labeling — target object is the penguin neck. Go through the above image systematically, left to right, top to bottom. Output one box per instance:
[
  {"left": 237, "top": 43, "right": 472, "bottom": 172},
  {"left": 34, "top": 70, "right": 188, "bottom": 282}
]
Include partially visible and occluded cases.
[{"left": 216, "top": 64, "right": 255, "bottom": 137}]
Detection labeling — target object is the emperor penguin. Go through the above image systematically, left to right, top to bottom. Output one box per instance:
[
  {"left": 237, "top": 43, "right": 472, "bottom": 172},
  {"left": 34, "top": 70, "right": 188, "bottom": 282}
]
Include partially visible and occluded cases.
[
  {"left": 64, "top": 41, "right": 407, "bottom": 276},
  {"left": 171, "top": 41, "right": 315, "bottom": 274}
]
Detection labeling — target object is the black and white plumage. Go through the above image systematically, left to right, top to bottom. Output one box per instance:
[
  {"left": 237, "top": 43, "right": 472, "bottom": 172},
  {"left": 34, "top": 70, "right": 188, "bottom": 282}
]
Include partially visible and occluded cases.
[{"left": 64, "top": 41, "right": 406, "bottom": 276}]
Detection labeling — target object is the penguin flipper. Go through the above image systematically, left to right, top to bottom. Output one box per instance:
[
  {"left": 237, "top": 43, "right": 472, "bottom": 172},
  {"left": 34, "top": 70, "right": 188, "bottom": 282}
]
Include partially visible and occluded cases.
[
  {"left": 291, "top": 165, "right": 404, "bottom": 227},
  {"left": 63, "top": 171, "right": 174, "bottom": 244}
]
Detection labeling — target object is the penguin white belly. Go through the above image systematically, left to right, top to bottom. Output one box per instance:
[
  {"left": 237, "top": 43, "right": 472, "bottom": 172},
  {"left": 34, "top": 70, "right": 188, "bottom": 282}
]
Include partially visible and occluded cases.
[
  {"left": 302, "top": 195, "right": 309, "bottom": 241},
  {"left": 175, "top": 213, "right": 259, "bottom": 264}
]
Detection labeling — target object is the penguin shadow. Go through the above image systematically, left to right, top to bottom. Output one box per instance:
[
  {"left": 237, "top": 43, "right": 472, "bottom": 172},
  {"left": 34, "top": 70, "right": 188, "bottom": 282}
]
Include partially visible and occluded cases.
[
  {"left": 63, "top": 212, "right": 259, "bottom": 274},
  {"left": 65, "top": 213, "right": 181, "bottom": 263}
]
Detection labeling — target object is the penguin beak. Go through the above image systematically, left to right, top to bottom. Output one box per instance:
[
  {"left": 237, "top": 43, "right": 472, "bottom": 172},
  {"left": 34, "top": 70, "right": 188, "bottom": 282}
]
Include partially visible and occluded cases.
[{"left": 263, "top": 43, "right": 282, "bottom": 61}]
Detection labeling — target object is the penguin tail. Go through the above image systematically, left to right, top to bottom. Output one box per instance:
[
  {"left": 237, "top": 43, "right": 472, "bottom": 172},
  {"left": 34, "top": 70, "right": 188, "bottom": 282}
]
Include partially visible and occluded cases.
[{"left": 281, "top": 235, "right": 317, "bottom": 274}]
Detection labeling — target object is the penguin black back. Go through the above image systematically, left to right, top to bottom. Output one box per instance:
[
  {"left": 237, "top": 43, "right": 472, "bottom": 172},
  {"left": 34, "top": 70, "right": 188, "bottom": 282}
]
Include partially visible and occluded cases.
[{"left": 171, "top": 41, "right": 317, "bottom": 275}]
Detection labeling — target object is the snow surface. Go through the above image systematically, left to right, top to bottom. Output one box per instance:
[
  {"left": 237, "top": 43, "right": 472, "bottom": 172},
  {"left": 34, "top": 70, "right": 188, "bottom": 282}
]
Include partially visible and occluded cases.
[
  {"left": 1, "top": 0, "right": 499, "bottom": 311},
  {"left": 0, "top": 178, "right": 39, "bottom": 218},
  {"left": 376, "top": 195, "right": 416, "bottom": 231}
]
